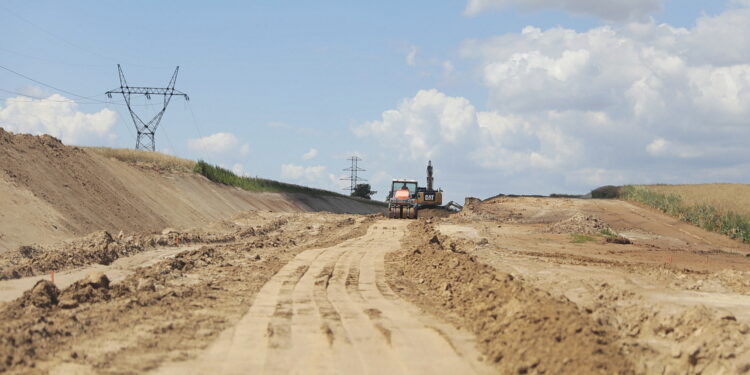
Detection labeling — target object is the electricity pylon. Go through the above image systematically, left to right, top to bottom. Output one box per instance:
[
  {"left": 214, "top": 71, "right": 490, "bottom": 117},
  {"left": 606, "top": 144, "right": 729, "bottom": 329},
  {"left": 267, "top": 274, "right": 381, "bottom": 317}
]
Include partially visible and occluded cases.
[
  {"left": 106, "top": 64, "right": 189, "bottom": 151},
  {"left": 341, "top": 156, "right": 366, "bottom": 194}
]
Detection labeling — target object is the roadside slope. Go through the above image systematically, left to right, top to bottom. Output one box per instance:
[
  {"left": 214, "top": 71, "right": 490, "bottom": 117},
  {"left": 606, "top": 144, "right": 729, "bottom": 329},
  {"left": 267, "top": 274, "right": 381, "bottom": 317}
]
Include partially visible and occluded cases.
[{"left": 0, "top": 129, "right": 383, "bottom": 251}]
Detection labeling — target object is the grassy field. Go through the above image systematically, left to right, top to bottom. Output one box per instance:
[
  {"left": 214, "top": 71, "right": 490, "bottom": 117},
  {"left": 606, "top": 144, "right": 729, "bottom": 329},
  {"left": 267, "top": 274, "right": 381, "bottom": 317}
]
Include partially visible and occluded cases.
[
  {"left": 86, "top": 147, "right": 196, "bottom": 172},
  {"left": 647, "top": 184, "right": 750, "bottom": 217},
  {"left": 619, "top": 185, "right": 750, "bottom": 244}
]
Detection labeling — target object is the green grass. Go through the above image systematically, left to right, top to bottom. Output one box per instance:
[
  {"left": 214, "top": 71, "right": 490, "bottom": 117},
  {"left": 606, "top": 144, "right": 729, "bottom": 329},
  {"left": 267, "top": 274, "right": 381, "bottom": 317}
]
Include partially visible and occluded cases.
[
  {"left": 193, "top": 160, "right": 341, "bottom": 195},
  {"left": 193, "top": 161, "right": 386, "bottom": 207},
  {"left": 620, "top": 185, "right": 750, "bottom": 244},
  {"left": 598, "top": 228, "right": 617, "bottom": 238},
  {"left": 571, "top": 234, "right": 596, "bottom": 243}
]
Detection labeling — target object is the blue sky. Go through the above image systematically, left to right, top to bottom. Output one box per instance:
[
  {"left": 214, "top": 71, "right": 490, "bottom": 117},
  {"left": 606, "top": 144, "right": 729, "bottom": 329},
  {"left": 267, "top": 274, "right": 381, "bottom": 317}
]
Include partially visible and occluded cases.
[{"left": 0, "top": 0, "right": 746, "bottom": 202}]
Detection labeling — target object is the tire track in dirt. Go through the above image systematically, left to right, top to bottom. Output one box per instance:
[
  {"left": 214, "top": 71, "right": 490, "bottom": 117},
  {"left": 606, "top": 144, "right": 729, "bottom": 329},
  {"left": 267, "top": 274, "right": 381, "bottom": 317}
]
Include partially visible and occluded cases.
[{"left": 152, "top": 220, "right": 491, "bottom": 374}]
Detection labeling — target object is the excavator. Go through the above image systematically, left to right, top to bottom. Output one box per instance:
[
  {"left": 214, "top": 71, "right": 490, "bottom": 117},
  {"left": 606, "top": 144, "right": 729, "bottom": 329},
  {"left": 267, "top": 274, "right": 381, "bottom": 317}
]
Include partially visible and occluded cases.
[{"left": 387, "top": 161, "right": 459, "bottom": 219}]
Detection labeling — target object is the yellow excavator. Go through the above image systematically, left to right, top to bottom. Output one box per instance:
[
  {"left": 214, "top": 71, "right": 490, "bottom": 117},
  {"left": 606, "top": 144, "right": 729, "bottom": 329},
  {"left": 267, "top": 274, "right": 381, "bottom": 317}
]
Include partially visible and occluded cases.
[{"left": 386, "top": 161, "right": 444, "bottom": 219}]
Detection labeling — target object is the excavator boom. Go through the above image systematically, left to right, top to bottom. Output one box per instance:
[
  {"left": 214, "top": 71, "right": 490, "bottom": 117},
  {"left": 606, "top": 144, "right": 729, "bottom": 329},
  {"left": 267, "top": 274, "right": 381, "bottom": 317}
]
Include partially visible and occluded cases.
[{"left": 386, "top": 161, "right": 445, "bottom": 219}]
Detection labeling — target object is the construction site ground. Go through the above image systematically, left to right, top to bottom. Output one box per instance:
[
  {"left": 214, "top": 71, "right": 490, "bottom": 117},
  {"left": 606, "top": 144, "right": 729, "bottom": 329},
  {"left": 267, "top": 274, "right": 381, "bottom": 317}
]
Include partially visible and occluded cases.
[{"left": 3, "top": 196, "right": 750, "bottom": 374}]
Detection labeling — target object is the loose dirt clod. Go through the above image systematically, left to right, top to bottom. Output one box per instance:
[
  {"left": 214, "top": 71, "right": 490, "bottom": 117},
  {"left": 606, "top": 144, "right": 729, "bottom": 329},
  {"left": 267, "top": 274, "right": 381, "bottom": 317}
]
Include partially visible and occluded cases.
[
  {"left": 0, "top": 212, "right": 376, "bottom": 374},
  {"left": 546, "top": 213, "right": 612, "bottom": 235},
  {"left": 387, "top": 219, "right": 634, "bottom": 374},
  {"left": 605, "top": 236, "right": 632, "bottom": 244},
  {"left": 28, "top": 280, "right": 60, "bottom": 308}
]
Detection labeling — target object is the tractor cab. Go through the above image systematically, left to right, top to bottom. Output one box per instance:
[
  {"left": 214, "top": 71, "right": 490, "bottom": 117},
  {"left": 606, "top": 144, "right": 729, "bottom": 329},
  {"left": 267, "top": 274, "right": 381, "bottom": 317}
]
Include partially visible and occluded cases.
[{"left": 388, "top": 179, "right": 418, "bottom": 201}]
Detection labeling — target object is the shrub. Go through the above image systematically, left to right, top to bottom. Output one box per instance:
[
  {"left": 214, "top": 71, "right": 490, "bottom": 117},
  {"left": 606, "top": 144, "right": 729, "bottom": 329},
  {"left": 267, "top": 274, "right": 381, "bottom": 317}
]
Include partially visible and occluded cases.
[{"left": 590, "top": 185, "right": 621, "bottom": 199}]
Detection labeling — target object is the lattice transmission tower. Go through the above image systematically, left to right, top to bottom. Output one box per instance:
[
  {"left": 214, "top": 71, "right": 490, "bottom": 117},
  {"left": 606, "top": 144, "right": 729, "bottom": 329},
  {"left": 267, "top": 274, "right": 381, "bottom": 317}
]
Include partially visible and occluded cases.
[
  {"left": 106, "top": 64, "right": 189, "bottom": 151},
  {"left": 341, "top": 156, "right": 366, "bottom": 194}
]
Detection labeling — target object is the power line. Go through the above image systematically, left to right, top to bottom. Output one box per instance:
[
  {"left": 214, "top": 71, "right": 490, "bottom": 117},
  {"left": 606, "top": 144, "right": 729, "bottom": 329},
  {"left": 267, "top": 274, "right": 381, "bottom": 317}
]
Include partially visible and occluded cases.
[
  {"left": 0, "top": 63, "right": 107, "bottom": 103},
  {"left": 0, "top": 85, "right": 154, "bottom": 107},
  {"left": 0, "top": 88, "right": 109, "bottom": 105},
  {"left": 185, "top": 101, "right": 209, "bottom": 161}
]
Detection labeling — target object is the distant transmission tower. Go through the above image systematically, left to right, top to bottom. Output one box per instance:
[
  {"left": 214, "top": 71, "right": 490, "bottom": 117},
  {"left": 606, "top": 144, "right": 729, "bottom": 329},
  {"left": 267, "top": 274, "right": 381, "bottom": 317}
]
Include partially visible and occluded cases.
[
  {"left": 106, "top": 64, "right": 189, "bottom": 151},
  {"left": 341, "top": 156, "right": 366, "bottom": 194}
]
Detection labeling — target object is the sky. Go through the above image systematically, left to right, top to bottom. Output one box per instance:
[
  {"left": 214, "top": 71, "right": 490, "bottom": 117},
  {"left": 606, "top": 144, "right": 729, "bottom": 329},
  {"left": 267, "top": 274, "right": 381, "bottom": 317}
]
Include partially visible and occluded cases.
[{"left": 0, "top": 0, "right": 747, "bottom": 202}]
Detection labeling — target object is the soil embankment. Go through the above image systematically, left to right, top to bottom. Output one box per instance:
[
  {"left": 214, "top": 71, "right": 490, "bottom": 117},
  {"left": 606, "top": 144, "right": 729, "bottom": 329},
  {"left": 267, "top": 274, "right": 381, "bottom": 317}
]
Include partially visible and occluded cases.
[
  {"left": 0, "top": 129, "right": 383, "bottom": 252},
  {"left": 405, "top": 196, "right": 750, "bottom": 374}
]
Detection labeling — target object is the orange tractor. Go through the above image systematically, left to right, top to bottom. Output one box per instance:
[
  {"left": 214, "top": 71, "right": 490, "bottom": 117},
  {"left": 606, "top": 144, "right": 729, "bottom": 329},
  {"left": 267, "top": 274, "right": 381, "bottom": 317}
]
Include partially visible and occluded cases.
[{"left": 386, "top": 161, "right": 443, "bottom": 219}]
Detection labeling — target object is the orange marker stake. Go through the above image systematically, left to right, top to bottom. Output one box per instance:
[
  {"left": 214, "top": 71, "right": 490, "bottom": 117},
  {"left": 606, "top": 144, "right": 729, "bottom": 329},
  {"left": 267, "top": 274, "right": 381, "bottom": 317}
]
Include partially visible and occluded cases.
[{"left": 50, "top": 271, "right": 55, "bottom": 284}]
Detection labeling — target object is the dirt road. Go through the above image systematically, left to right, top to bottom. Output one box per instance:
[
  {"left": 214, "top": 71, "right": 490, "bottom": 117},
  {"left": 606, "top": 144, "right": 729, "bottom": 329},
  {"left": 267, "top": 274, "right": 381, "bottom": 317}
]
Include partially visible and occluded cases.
[
  {"left": 4, "top": 197, "right": 750, "bottom": 374},
  {"left": 153, "top": 220, "right": 491, "bottom": 375}
]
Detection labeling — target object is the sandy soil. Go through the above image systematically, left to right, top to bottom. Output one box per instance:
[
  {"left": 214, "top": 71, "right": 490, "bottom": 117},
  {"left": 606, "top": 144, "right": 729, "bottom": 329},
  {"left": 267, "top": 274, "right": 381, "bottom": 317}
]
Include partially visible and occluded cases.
[
  {"left": 0, "top": 129, "right": 384, "bottom": 252},
  {"left": 4, "top": 173, "right": 750, "bottom": 374},
  {"left": 413, "top": 197, "right": 750, "bottom": 374},
  {"left": 0, "top": 212, "right": 379, "bottom": 374},
  {"left": 153, "top": 221, "right": 491, "bottom": 375}
]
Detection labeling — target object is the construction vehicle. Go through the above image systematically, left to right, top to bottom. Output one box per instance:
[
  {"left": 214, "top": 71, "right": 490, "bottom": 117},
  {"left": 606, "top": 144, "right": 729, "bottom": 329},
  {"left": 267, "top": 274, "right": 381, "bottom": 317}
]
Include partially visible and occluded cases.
[{"left": 386, "top": 161, "right": 444, "bottom": 219}]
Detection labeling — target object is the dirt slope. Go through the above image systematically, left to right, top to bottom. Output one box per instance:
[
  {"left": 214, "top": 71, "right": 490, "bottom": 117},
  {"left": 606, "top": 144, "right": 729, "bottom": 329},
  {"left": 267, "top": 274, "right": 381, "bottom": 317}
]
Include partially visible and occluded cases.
[
  {"left": 0, "top": 129, "right": 383, "bottom": 252},
  {"left": 422, "top": 196, "right": 750, "bottom": 374}
]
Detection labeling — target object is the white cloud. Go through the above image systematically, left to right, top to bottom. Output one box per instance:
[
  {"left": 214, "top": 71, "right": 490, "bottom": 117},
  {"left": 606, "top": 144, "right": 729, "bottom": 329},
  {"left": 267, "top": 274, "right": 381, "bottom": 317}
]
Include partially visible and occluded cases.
[
  {"left": 464, "top": 0, "right": 664, "bottom": 22},
  {"left": 358, "top": 6, "right": 750, "bottom": 197},
  {"left": 459, "top": 8, "right": 750, "bottom": 176},
  {"left": 406, "top": 45, "right": 417, "bottom": 66},
  {"left": 442, "top": 60, "right": 455, "bottom": 76},
  {"left": 16, "top": 85, "right": 50, "bottom": 98},
  {"left": 355, "top": 89, "right": 578, "bottom": 175},
  {"left": 355, "top": 89, "right": 477, "bottom": 160},
  {"left": 0, "top": 93, "right": 117, "bottom": 145},
  {"left": 187, "top": 132, "right": 249, "bottom": 155},
  {"left": 645, "top": 138, "right": 667, "bottom": 155},
  {"left": 240, "top": 144, "right": 250, "bottom": 156},
  {"left": 302, "top": 148, "right": 318, "bottom": 160},
  {"left": 232, "top": 163, "right": 246, "bottom": 176},
  {"left": 281, "top": 163, "right": 351, "bottom": 192},
  {"left": 281, "top": 164, "right": 327, "bottom": 182}
]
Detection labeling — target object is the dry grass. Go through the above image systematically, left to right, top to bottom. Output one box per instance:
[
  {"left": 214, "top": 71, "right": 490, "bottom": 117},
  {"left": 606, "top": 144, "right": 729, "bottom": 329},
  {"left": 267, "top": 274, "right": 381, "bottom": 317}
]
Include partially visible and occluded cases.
[
  {"left": 85, "top": 147, "right": 195, "bottom": 172},
  {"left": 621, "top": 184, "right": 750, "bottom": 243},
  {"left": 647, "top": 184, "right": 750, "bottom": 217}
]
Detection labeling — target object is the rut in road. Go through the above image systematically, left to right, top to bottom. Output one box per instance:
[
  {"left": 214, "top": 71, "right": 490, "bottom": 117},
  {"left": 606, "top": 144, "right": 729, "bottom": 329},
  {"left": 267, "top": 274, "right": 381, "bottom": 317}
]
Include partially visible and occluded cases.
[{"left": 153, "top": 220, "right": 492, "bottom": 375}]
